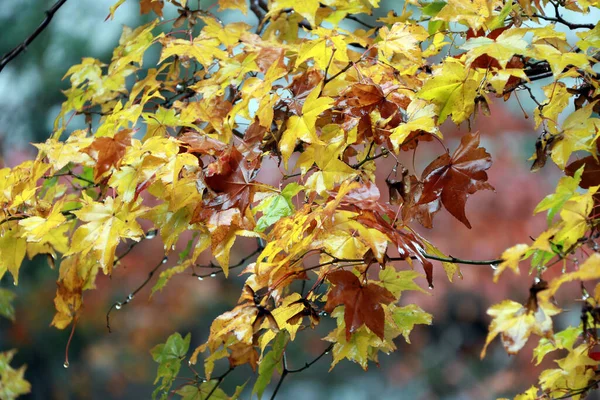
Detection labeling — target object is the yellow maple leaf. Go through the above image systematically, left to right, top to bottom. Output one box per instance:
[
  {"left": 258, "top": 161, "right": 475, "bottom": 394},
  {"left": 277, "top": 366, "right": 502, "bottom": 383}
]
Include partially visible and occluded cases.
[
  {"left": 217, "top": 0, "right": 248, "bottom": 14},
  {"left": 269, "top": 0, "right": 320, "bottom": 26},
  {"left": 433, "top": 0, "right": 502, "bottom": 30},
  {"left": 377, "top": 22, "right": 428, "bottom": 74},
  {"left": 295, "top": 28, "right": 349, "bottom": 70},
  {"left": 462, "top": 30, "right": 530, "bottom": 68},
  {"left": 158, "top": 37, "right": 228, "bottom": 70},
  {"left": 417, "top": 58, "right": 483, "bottom": 124},
  {"left": 279, "top": 86, "right": 332, "bottom": 166},
  {"left": 390, "top": 99, "right": 440, "bottom": 152},
  {"left": 550, "top": 103, "right": 600, "bottom": 169},
  {"left": 33, "top": 130, "right": 94, "bottom": 172},
  {"left": 554, "top": 191, "right": 596, "bottom": 249},
  {"left": 66, "top": 194, "right": 146, "bottom": 274},
  {"left": 18, "top": 201, "right": 66, "bottom": 243},
  {"left": 0, "top": 222, "right": 27, "bottom": 284},
  {"left": 493, "top": 244, "right": 529, "bottom": 282},
  {"left": 541, "top": 253, "right": 600, "bottom": 303},
  {"left": 51, "top": 256, "right": 85, "bottom": 329},
  {"left": 481, "top": 298, "right": 560, "bottom": 358},
  {"left": 539, "top": 344, "right": 597, "bottom": 400}
]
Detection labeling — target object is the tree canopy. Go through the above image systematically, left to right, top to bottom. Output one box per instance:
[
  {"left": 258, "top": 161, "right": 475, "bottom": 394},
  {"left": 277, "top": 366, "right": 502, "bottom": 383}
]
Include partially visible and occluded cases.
[{"left": 1, "top": 0, "right": 600, "bottom": 399}]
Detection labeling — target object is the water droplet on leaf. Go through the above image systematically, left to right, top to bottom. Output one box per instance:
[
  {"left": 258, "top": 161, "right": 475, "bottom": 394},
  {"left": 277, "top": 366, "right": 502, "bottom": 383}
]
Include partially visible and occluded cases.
[{"left": 489, "top": 263, "right": 498, "bottom": 270}]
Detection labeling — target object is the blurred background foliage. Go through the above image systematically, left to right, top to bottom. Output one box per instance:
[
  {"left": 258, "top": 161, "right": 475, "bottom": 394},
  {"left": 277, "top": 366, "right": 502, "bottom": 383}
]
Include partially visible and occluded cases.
[{"left": 0, "top": 0, "right": 596, "bottom": 399}]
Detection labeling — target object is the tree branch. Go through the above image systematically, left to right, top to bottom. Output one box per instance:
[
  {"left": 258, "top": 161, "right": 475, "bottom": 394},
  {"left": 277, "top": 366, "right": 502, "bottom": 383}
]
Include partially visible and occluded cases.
[
  {"left": 0, "top": 0, "right": 69, "bottom": 73},
  {"left": 192, "top": 246, "right": 263, "bottom": 279},
  {"left": 418, "top": 252, "right": 503, "bottom": 266},
  {"left": 106, "top": 255, "right": 168, "bottom": 333},
  {"left": 269, "top": 344, "right": 333, "bottom": 399},
  {"left": 204, "top": 367, "right": 234, "bottom": 400}
]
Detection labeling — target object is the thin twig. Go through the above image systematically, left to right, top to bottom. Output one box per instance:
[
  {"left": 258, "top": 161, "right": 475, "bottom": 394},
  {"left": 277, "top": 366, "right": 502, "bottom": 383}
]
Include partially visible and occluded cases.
[
  {"left": 0, "top": 0, "right": 69, "bottom": 72},
  {"left": 531, "top": 4, "right": 594, "bottom": 31},
  {"left": 345, "top": 15, "right": 376, "bottom": 30},
  {"left": 351, "top": 148, "right": 389, "bottom": 169},
  {"left": 192, "top": 246, "right": 263, "bottom": 279},
  {"left": 417, "top": 252, "right": 503, "bottom": 266},
  {"left": 106, "top": 255, "right": 168, "bottom": 333},
  {"left": 269, "top": 344, "right": 333, "bottom": 399},
  {"left": 287, "top": 344, "right": 333, "bottom": 373},
  {"left": 204, "top": 367, "right": 234, "bottom": 400}
]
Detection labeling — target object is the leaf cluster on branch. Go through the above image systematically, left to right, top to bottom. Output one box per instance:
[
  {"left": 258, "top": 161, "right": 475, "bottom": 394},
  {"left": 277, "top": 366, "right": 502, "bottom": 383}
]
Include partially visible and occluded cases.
[{"left": 1, "top": 0, "right": 600, "bottom": 399}]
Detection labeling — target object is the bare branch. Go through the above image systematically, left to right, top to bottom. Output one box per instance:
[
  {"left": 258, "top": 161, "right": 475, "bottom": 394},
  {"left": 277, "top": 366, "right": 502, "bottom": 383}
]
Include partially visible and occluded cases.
[
  {"left": 0, "top": 0, "right": 69, "bottom": 73},
  {"left": 106, "top": 255, "right": 168, "bottom": 333}
]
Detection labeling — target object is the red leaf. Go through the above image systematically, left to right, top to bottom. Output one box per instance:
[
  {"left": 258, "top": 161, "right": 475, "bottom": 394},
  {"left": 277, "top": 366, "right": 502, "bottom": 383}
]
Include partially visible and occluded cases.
[
  {"left": 419, "top": 132, "right": 494, "bottom": 229},
  {"left": 324, "top": 270, "right": 395, "bottom": 341}
]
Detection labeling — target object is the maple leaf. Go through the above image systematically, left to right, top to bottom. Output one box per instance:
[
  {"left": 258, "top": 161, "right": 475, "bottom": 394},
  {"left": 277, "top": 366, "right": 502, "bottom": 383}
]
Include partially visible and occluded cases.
[
  {"left": 140, "top": 0, "right": 164, "bottom": 17},
  {"left": 217, "top": 0, "right": 248, "bottom": 14},
  {"left": 268, "top": 0, "right": 320, "bottom": 26},
  {"left": 377, "top": 22, "right": 428, "bottom": 74},
  {"left": 461, "top": 29, "right": 530, "bottom": 68},
  {"left": 417, "top": 58, "right": 483, "bottom": 124},
  {"left": 279, "top": 86, "right": 332, "bottom": 166},
  {"left": 549, "top": 103, "right": 600, "bottom": 169},
  {"left": 83, "top": 129, "right": 132, "bottom": 181},
  {"left": 419, "top": 132, "right": 494, "bottom": 229},
  {"left": 203, "top": 147, "right": 259, "bottom": 214},
  {"left": 565, "top": 154, "right": 600, "bottom": 189},
  {"left": 534, "top": 167, "right": 583, "bottom": 225},
  {"left": 554, "top": 191, "right": 596, "bottom": 249},
  {"left": 66, "top": 194, "right": 146, "bottom": 273},
  {"left": 0, "top": 222, "right": 27, "bottom": 285},
  {"left": 493, "top": 244, "right": 530, "bottom": 282},
  {"left": 51, "top": 256, "right": 84, "bottom": 329},
  {"left": 377, "top": 267, "right": 427, "bottom": 299},
  {"left": 324, "top": 270, "right": 396, "bottom": 341},
  {"left": 481, "top": 297, "right": 561, "bottom": 358},
  {"left": 0, "top": 350, "right": 31, "bottom": 400}
]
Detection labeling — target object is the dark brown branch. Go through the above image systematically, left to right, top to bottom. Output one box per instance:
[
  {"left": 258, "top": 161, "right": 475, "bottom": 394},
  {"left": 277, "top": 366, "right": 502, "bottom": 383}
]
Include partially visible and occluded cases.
[
  {"left": 0, "top": 0, "right": 69, "bottom": 72},
  {"left": 531, "top": 1, "right": 595, "bottom": 31},
  {"left": 345, "top": 15, "right": 376, "bottom": 30},
  {"left": 324, "top": 62, "right": 354, "bottom": 84},
  {"left": 351, "top": 147, "right": 389, "bottom": 169},
  {"left": 192, "top": 246, "right": 263, "bottom": 279},
  {"left": 417, "top": 252, "right": 503, "bottom": 266},
  {"left": 106, "top": 255, "right": 168, "bottom": 333},
  {"left": 269, "top": 344, "right": 333, "bottom": 400},
  {"left": 287, "top": 344, "right": 333, "bottom": 373},
  {"left": 204, "top": 367, "right": 234, "bottom": 400}
]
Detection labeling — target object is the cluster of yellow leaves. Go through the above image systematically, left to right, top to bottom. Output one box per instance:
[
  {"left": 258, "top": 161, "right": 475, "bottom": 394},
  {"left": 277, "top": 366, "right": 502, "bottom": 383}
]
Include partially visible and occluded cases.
[{"left": 3, "top": 0, "right": 600, "bottom": 397}]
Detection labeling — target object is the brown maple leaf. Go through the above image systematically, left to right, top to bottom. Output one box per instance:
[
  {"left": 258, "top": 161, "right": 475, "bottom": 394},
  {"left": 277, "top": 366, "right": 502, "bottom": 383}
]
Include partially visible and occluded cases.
[
  {"left": 140, "top": 0, "right": 164, "bottom": 17},
  {"left": 83, "top": 129, "right": 132, "bottom": 181},
  {"left": 419, "top": 132, "right": 494, "bottom": 229},
  {"left": 201, "top": 147, "right": 259, "bottom": 214},
  {"left": 324, "top": 270, "right": 396, "bottom": 341}
]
